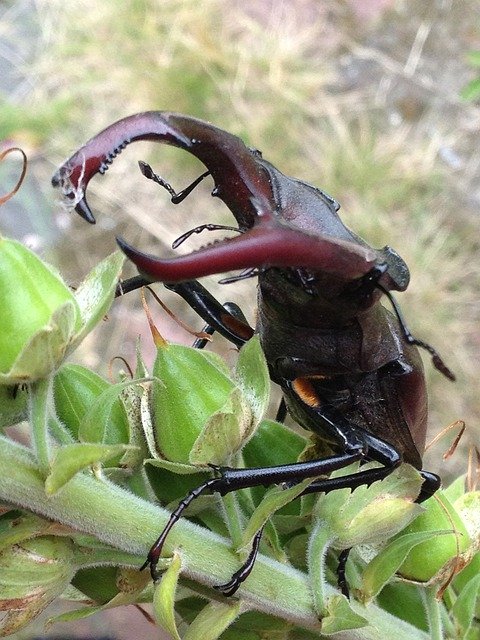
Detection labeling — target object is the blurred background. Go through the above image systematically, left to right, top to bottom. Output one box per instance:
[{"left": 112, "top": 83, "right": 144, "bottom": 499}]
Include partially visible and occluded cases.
[{"left": 1, "top": 0, "right": 479, "bottom": 637}]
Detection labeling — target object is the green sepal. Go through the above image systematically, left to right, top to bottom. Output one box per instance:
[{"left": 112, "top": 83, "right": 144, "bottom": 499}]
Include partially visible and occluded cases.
[
  {"left": 0, "top": 236, "right": 80, "bottom": 382},
  {"left": 66, "top": 250, "right": 125, "bottom": 353},
  {"left": 0, "top": 301, "right": 78, "bottom": 385},
  {"left": 233, "top": 335, "right": 270, "bottom": 426},
  {"left": 151, "top": 343, "right": 235, "bottom": 463},
  {"left": 54, "top": 364, "right": 130, "bottom": 444},
  {"left": 78, "top": 378, "right": 146, "bottom": 445},
  {"left": 189, "top": 386, "right": 256, "bottom": 465},
  {"left": 44, "top": 442, "right": 136, "bottom": 494},
  {"left": 146, "top": 457, "right": 207, "bottom": 475},
  {"left": 314, "top": 463, "right": 423, "bottom": 549},
  {"left": 240, "top": 479, "right": 312, "bottom": 551},
  {"left": 394, "top": 491, "right": 472, "bottom": 582},
  {"left": 0, "top": 511, "right": 52, "bottom": 551},
  {"left": 360, "top": 530, "right": 451, "bottom": 601},
  {"left": 153, "top": 551, "right": 182, "bottom": 640},
  {"left": 451, "top": 573, "right": 480, "bottom": 637},
  {"left": 319, "top": 595, "right": 368, "bottom": 635},
  {"left": 183, "top": 600, "right": 241, "bottom": 640}
]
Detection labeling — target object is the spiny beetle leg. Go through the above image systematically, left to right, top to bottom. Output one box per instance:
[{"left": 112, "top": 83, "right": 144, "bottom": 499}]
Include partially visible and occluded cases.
[
  {"left": 172, "top": 223, "right": 242, "bottom": 250},
  {"left": 143, "top": 447, "right": 367, "bottom": 586},
  {"left": 214, "top": 527, "right": 265, "bottom": 596}
]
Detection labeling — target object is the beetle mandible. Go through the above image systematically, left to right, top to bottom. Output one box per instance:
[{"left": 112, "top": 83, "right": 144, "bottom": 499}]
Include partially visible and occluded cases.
[{"left": 52, "top": 111, "right": 455, "bottom": 596}]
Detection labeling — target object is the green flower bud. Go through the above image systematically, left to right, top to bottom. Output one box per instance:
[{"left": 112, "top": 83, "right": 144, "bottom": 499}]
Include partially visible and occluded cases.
[
  {"left": 0, "top": 237, "right": 81, "bottom": 383},
  {"left": 0, "top": 237, "right": 124, "bottom": 385},
  {"left": 150, "top": 335, "right": 269, "bottom": 466},
  {"left": 151, "top": 342, "right": 235, "bottom": 463},
  {"left": 315, "top": 463, "right": 423, "bottom": 549},
  {"left": 397, "top": 491, "right": 472, "bottom": 582},
  {"left": 0, "top": 536, "right": 75, "bottom": 635}
]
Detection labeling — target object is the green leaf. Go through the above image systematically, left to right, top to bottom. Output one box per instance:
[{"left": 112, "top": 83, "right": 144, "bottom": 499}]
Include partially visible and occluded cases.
[
  {"left": 460, "top": 78, "right": 480, "bottom": 101},
  {"left": 69, "top": 251, "right": 125, "bottom": 351},
  {"left": 234, "top": 335, "right": 270, "bottom": 425},
  {"left": 54, "top": 363, "right": 130, "bottom": 443},
  {"left": 78, "top": 378, "right": 147, "bottom": 445},
  {"left": 189, "top": 387, "right": 256, "bottom": 465},
  {"left": 243, "top": 418, "right": 307, "bottom": 468},
  {"left": 45, "top": 442, "right": 134, "bottom": 494},
  {"left": 241, "top": 479, "right": 312, "bottom": 550},
  {"left": 361, "top": 530, "right": 451, "bottom": 601},
  {"left": 153, "top": 551, "right": 182, "bottom": 640},
  {"left": 451, "top": 574, "right": 480, "bottom": 637},
  {"left": 320, "top": 595, "right": 368, "bottom": 635},
  {"left": 183, "top": 600, "right": 241, "bottom": 640}
]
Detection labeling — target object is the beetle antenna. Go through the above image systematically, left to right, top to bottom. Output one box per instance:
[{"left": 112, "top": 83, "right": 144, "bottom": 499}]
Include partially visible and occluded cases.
[{"left": 378, "top": 285, "right": 456, "bottom": 381}]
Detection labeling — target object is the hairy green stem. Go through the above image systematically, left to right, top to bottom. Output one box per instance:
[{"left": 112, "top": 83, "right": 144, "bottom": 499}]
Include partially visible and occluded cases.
[
  {"left": 29, "top": 375, "right": 53, "bottom": 475},
  {"left": 0, "top": 435, "right": 430, "bottom": 640},
  {"left": 422, "top": 586, "right": 443, "bottom": 640}
]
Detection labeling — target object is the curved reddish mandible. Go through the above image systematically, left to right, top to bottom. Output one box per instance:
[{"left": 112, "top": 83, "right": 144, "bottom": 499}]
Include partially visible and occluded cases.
[{"left": 52, "top": 111, "right": 377, "bottom": 283}]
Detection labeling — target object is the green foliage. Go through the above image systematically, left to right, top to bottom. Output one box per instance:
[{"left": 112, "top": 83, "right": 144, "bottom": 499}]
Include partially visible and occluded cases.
[
  {"left": 461, "top": 51, "right": 480, "bottom": 101},
  {"left": 0, "top": 230, "right": 478, "bottom": 639}
]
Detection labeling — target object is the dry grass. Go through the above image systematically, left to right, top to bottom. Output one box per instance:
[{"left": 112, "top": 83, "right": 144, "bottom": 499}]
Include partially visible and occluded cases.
[{"left": 1, "top": 0, "right": 479, "bottom": 481}]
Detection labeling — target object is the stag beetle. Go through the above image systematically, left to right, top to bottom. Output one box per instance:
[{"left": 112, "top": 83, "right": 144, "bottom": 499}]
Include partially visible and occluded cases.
[{"left": 52, "top": 111, "right": 455, "bottom": 597}]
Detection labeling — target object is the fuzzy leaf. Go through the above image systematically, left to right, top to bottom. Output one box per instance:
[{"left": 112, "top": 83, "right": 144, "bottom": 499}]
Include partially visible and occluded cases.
[
  {"left": 68, "top": 251, "right": 124, "bottom": 351},
  {"left": 234, "top": 335, "right": 270, "bottom": 425},
  {"left": 78, "top": 378, "right": 147, "bottom": 444},
  {"left": 189, "top": 387, "right": 254, "bottom": 465},
  {"left": 45, "top": 442, "right": 133, "bottom": 494},
  {"left": 241, "top": 479, "right": 312, "bottom": 550},
  {"left": 361, "top": 530, "right": 451, "bottom": 601},
  {"left": 153, "top": 551, "right": 182, "bottom": 640},
  {"left": 451, "top": 573, "right": 480, "bottom": 636},
  {"left": 320, "top": 595, "right": 368, "bottom": 635},
  {"left": 183, "top": 600, "right": 241, "bottom": 640}
]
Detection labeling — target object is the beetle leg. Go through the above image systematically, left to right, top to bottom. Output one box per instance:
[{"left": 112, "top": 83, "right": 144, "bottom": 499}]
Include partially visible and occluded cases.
[
  {"left": 138, "top": 160, "right": 210, "bottom": 204},
  {"left": 172, "top": 224, "right": 242, "bottom": 250},
  {"left": 143, "top": 438, "right": 367, "bottom": 586},
  {"left": 213, "top": 527, "right": 265, "bottom": 596},
  {"left": 337, "top": 549, "right": 351, "bottom": 597}
]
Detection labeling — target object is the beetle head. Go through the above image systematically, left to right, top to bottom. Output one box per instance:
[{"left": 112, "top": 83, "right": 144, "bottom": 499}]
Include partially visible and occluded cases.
[{"left": 52, "top": 111, "right": 407, "bottom": 294}]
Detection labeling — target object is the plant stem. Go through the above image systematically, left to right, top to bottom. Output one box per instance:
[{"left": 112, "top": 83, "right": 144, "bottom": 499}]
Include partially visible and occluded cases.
[
  {"left": 29, "top": 375, "right": 53, "bottom": 475},
  {"left": 0, "top": 435, "right": 430, "bottom": 640},
  {"left": 422, "top": 586, "right": 444, "bottom": 640}
]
